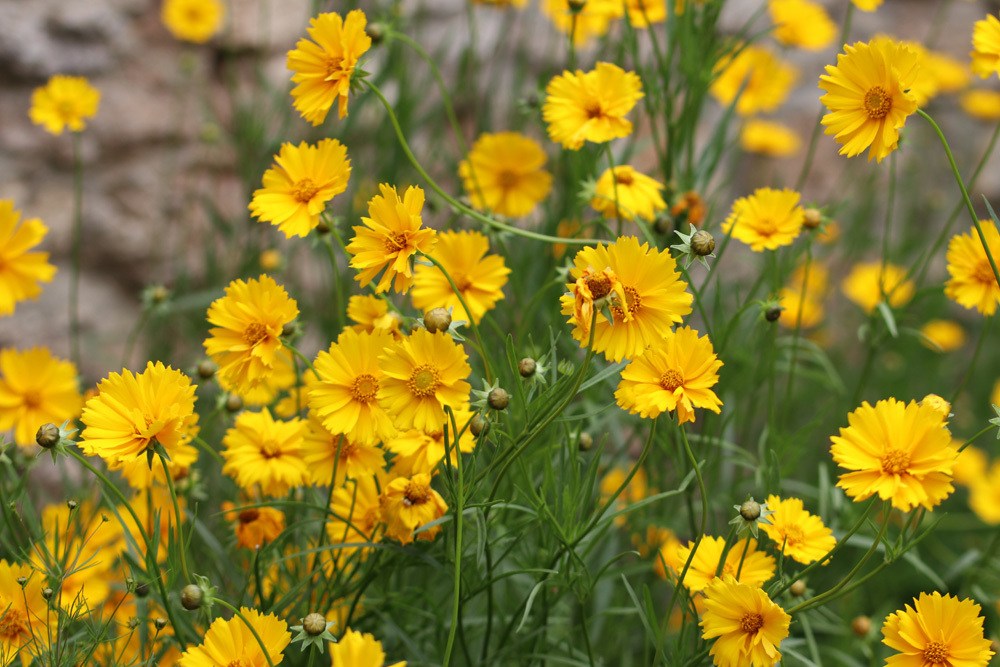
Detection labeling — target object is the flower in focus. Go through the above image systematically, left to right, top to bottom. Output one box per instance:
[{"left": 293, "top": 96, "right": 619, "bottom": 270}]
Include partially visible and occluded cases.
[
  {"left": 161, "top": 0, "right": 224, "bottom": 43},
  {"left": 541, "top": 0, "right": 623, "bottom": 45},
  {"left": 624, "top": 0, "right": 666, "bottom": 28},
  {"left": 768, "top": 0, "right": 836, "bottom": 51},
  {"left": 851, "top": 0, "right": 882, "bottom": 10},
  {"left": 287, "top": 10, "right": 372, "bottom": 124},
  {"left": 971, "top": 15, "right": 1000, "bottom": 79},
  {"left": 710, "top": 45, "right": 797, "bottom": 116},
  {"left": 543, "top": 63, "right": 644, "bottom": 150},
  {"left": 29, "top": 75, "right": 100, "bottom": 135},
  {"left": 960, "top": 89, "right": 1000, "bottom": 121},
  {"left": 739, "top": 119, "right": 801, "bottom": 157},
  {"left": 458, "top": 132, "right": 552, "bottom": 218},
  {"left": 249, "top": 139, "right": 351, "bottom": 239},
  {"left": 590, "top": 165, "right": 666, "bottom": 223},
  {"left": 347, "top": 184, "right": 437, "bottom": 294},
  {"left": 722, "top": 188, "right": 805, "bottom": 252},
  {"left": 0, "top": 200, "right": 57, "bottom": 316},
  {"left": 944, "top": 220, "right": 1000, "bottom": 316},
  {"left": 841, "top": 261, "right": 914, "bottom": 313},
  {"left": 778, "top": 262, "right": 828, "bottom": 329},
  {"left": 347, "top": 295, "right": 403, "bottom": 338},
  {"left": 920, "top": 319, "right": 966, "bottom": 353},
  {"left": 0, "top": 347, "right": 81, "bottom": 447},
  {"left": 218, "top": 347, "right": 298, "bottom": 408},
  {"left": 830, "top": 398, "right": 955, "bottom": 512},
  {"left": 221, "top": 408, "right": 308, "bottom": 497},
  {"left": 302, "top": 417, "right": 385, "bottom": 486},
  {"left": 969, "top": 460, "right": 1000, "bottom": 524},
  {"left": 380, "top": 472, "right": 448, "bottom": 544},
  {"left": 327, "top": 473, "right": 384, "bottom": 566},
  {"left": 760, "top": 495, "right": 836, "bottom": 565},
  {"left": 222, "top": 502, "right": 285, "bottom": 550},
  {"left": 674, "top": 536, "right": 776, "bottom": 592},
  {"left": 0, "top": 559, "right": 54, "bottom": 664},
  {"left": 701, "top": 576, "right": 790, "bottom": 667},
  {"left": 882, "top": 592, "right": 993, "bottom": 666},
  {"left": 178, "top": 607, "right": 290, "bottom": 667},
  {"left": 329, "top": 629, "right": 406, "bottom": 667}
]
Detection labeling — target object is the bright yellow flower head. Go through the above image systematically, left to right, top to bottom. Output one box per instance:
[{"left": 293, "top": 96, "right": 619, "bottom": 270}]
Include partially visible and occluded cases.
[
  {"left": 161, "top": 0, "right": 225, "bottom": 43},
  {"left": 541, "top": 0, "right": 623, "bottom": 45},
  {"left": 624, "top": 0, "right": 667, "bottom": 28},
  {"left": 768, "top": 0, "right": 836, "bottom": 51},
  {"left": 852, "top": 0, "right": 882, "bottom": 11},
  {"left": 287, "top": 10, "right": 372, "bottom": 124},
  {"left": 971, "top": 14, "right": 1000, "bottom": 79},
  {"left": 870, "top": 36, "right": 943, "bottom": 108},
  {"left": 819, "top": 39, "right": 921, "bottom": 163},
  {"left": 711, "top": 45, "right": 797, "bottom": 117},
  {"left": 543, "top": 63, "right": 644, "bottom": 150},
  {"left": 29, "top": 75, "right": 100, "bottom": 135},
  {"left": 960, "top": 89, "right": 1000, "bottom": 121},
  {"left": 740, "top": 119, "right": 801, "bottom": 158},
  {"left": 459, "top": 132, "right": 553, "bottom": 218},
  {"left": 249, "top": 139, "right": 351, "bottom": 239},
  {"left": 591, "top": 165, "right": 666, "bottom": 223},
  {"left": 722, "top": 187, "right": 805, "bottom": 252},
  {"left": 0, "top": 200, "right": 56, "bottom": 316},
  {"left": 945, "top": 220, "right": 1000, "bottom": 316},
  {"left": 841, "top": 261, "right": 915, "bottom": 313},
  {"left": 778, "top": 262, "right": 828, "bottom": 329},
  {"left": 346, "top": 295, "right": 403, "bottom": 338},
  {"left": 919, "top": 319, "right": 966, "bottom": 353},
  {"left": 0, "top": 347, "right": 81, "bottom": 447},
  {"left": 218, "top": 347, "right": 298, "bottom": 408},
  {"left": 831, "top": 398, "right": 955, "bottom": 512},
  {"left": 385, "top": 406, "right": 476, "bottom": 477},
  {"left": 221, "top": 408, "right": 308, "bottom": 497},
  {"left": 302, "top": 417, "right": 385, "bottom": 486},
  {"left": 115, "top": 437, "right": 198, "bottom": 489},
  {"left": 969, "top": 460, "right": 1000, "bottom": 524},
  {"left": 327, "top": 472, "right": 384, "bottom": 568},
  {"left": 380, "top": 472, "right": 449, "bottom": 544},
  {"left": 761, "top": 495, "right": 836, "bottom": 565},
  {"left": 222, "top": 502, "right": 285, "bottom": 550},
  {"left": 674, "top": 536, "right": 776, "bottom": 592},
  {"left": 0, "top": 559, "right": 56, "bottom": 664},
  {"left": 701, "top": 576, "right": 791, "bottom": 667},
  {"left": 882, "top": 592, "right": 994, "bottom": 666},
  {"left": 178, "top": 607, "right": 290, "bottom": 667},
  {"left": 329, "top": 628, "right": 406, "bottom": 667}
]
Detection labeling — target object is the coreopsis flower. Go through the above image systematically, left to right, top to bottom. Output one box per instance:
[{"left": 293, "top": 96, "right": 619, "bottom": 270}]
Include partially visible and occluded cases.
[
  {"left": 161, "top": 0, "right": 225, "bottom": 43},
  {"left": 473, "top": 0, "right": 527, "bottom": 6},
  {"left": 540, "top": 0, "right": 623, "bottom": 45},
  {"left": 624, "top": 0, "right": 666, "bottom": 28},
  {"left": 768, "top": 0, "right": 836, "bottom": 51},
  {"left": 851, "top": 0, "right": 882, "bottom": 10},
  {"left": 287, "top": 10, "right": 372, "bottom": 124},
  {"left": 971, "top": 15, "right": 1000, "bottom": 79},
  {"left": 819, "top": 39, "right": 920, "bottom": 163},
  {"left": 710, "top": 45, "right": 797, "bottom": 117},
  {"left": 923, "top": 50, "right": 971, "bottom": 94},
  {"left": 542, "top": 63, "right": 644, "bottom": 150},
  {"left": 29, "top": 75, "right": 100, "bottom": 135},
  {"left": 960, "top": 89, "right": 1000, "bottom": 120},
  {"left": 739, "top": 119, "right": 801, "bottom": 157},
  {"left": 458, "top": 132, "right": 552, "bottom": 218},
  {"left": 249, "top": 139, "right": 351, "bottom": 239},
  {"left": 590, "top": 165, "right": 666, "bottom": 223},
  {"left": 346, "top": 184, "right": 437, "bottom": 294},
  {"left": 722, "top": 187, "right": 805, "bottom": 252},
  {"left": 671, "top": 190, "right": 707, "bottom": 228},
  {"left": 0, "top": 200, "right": 57, "bottom": 316},
  {"left": 945, "top": 220, "right": 1000, "bottom": 316},
  {"left": 411, "top": 230, "right": 510, "bottom": 325},
  {"left": 560, "top": 236, "right": 693, "bottom": 362},
  {"left": 841, "top": 261, "right": 914, "bottom": 313},
  {"left": 777, "top": 262, "right": 828, "bottom": 329},
  {"left": 203, "top": 275, "right": 299, "bottom": 393},
  {"left": 346, "top": 295, "right": 403, "bottom": 338},
  {"left": 919, "top": 319, "right": 966, "bottom": 353},
  {"left": 615, "top": 326, "right": 723, "bottom": 424},
  {"left": 379, "top": 329, "right": 472, "bottom": 434},
  {"left": 0, "top": 347, "right": 81, "bottom": 447},
  {"left": 218, "top": 347, "right": 298, "bottom": 408},
  {"left": 79, "top": 362, "right": 198, "bottom": 465},
  {"left": 921, "top": 394, "right": 952, "bottom": 421},
  {"left": 830, "top": 398, "right": 955, "bottom": 512},
  {"left": 384, "top": 406, "right": 476, "bottom": 476},
  {"left": 221, "top": 408, "right": 308, "bottom": 497},
  {"left": 301, "top": 417, "right": 385, "bottom": 486},
  {"left": 115, "top": 438, "right": 198, "bottom": 489},
  {"left": 951, "top": 444, "right": 987, "bottom": 487},
  {"left": 969, "top": 461, "right": 1000, "bottom": 524},
  {"left": 599, "top": 467, "right": 649, "bottom": 527},
  {"left": 380, "top": 472, "right": 448, "bottom": 544},
  {"left": 327, "top": 473, "right": 384, "bottom": 566},
  {"left": 122, "top": 487, "right": 186, "bottom": 563},
  {"left": 760, "top": 495, "right": 836, "bottom": 565},
  {"left": 221, "top": 502, "right": 285, "bottom": 549},
  {"left": 31, "top": 515, "right": 112, "bottom": 612},
  {"left": 650, "top": 527, "right": 683, "bottom": 580},
  {"left": 673, "top": 536, "right": 776, "bottom": 592},
  {"left": 0, "top": 560, "right": 54, "bottom": 664},
  {"left": 701, "top": 576, "right": 791, "bottom": 667},
  {"left": 882, "top": 592, "right": 994, "bottom": 666},
  {"left": 178, "top": 607, "right": 291, "bottom": 667},
  {"left": 329, "top": 629, "right": 406, "bottom": 667}
]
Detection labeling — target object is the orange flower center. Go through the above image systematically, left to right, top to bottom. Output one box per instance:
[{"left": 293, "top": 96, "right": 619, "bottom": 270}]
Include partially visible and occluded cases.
[
  {"left": 324, "top": 56, "right": 345, "bottom": 80},
  {"left": 863, "top": 86, "right": 892, "bottom": 120},
  {"left": 584, "top": 100, "right": 604, "bottom": 120},
  {"left": 496, "top": 170, "right": 519, "bottom": 189},
  {"left": 615, "top": 171, "right": 635, "bottom": 186},
  {"left": 292, "top": 178, "right": 320, "bottom": 203},
  {"left": 383, "top": 231, "right": 408, "bottom": 253},
  {"left": 973, "top": 259, "right": 998, "bottom": 285},
  {"left": 450, "top": 271, "right": 473, "bottom": 292},
  {"left": 584, "top": 272, "right": 613, "bottom": 300},
  {"left": 612, "top": 285, "right": 641, "bottom": 320},
  {"left": 243, "top": 322, "right": 269, "bottom": 347},
  {"left": 408, "top": 365, "right": 440, "bottom": 398},
  {"left": 659, "top": 370, "right": 683, "bottom": 392},
  {"left": 351, "top": 374, "right": 379, "bottom": 403},
  {"left": 21, "top": 390, "right": 42, "bottom": 410},
  {"left": 260, "top": 439, "right": 283, "bottom": 459},
  {"left": 338, "top": 440, "right": 360, "bottom": 459},
  {"left": 881, "top": 449, "right": 910, "bottom": 475},
  {"left": 403, "top": 480, "right": 431, "bottom": 506},
  {"left": 238, "top": 509, "right": 260, "bottom": 524},
  {"left": 782, "top": 524, "right": 805, "bottom": 547},
  {"left": 0, "top": 608, "right": 29, "bottom": 642},
  {"left": 739, "top": 612, "right": 764, "bottom": 635},
  {"left": 922, "top": 641, "right": 949, "bottom": 663},
  {"left": 226, "top": 659, "right": 253, "bottom": 667}
]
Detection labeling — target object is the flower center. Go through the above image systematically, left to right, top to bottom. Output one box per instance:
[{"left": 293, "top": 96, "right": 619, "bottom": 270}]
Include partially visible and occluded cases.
[
  {"left": 324, "top": 56, "right": 345, "bottom": 80},
  {"left": 863, "top": 86, "right": 892, "bottom": 120},
  {"left": 584, "top": 100, "right": 604, "bottom": 120},
  {"left": 496, "top": 170, "right": 519, "bottom": 189},
  {"left": 614, "top": 171, "right": 635, "bottom": 186},
  {"left": 292, "top": 178, "right": 320, "bottom": 203},
  {"left": 383, "top": 231, "right": 408, "bottom": 253},
  {"left": 973, "top": 260, "right": 998, "bottom": 285},
  {"left": 450, "top": 271, "right": 473, "bottom": 292},
  {"left": 583, "top": 272, "right": 613, "bottom": 300},
  {"left": 612, "top": 285, "right": 641, "bottom": 321},
  {"left": 243, "top": 322, "right": 269, "bottom": 347},
  {"left": 408, "top": 365, "right": 440, "bottom": 398},
  {"left": 659, "top": 369, "right": 683, "bottom": 392},
  {"left": 350, "top": 374, "right": 379, "bottom": 403},
  {"left": 21, "top": 390, "right": 42, "bottom": 410},
  {"left": 260, "top": 440, "right": 283, "bottom": 459},
  {"left": 338, "top": 440, "right": 359, "bottom": 459},
  {"left": 881, "top": 449, "right": 911, "bottom": 475},
  {"left": 403, "top": 480, "right": 431, "bottom": 506},
  {"left": 238, "top": 509, "right": 260, "bottom": 524},
  {"left": 782, "top": 524, "right": 805, "bottom": 546},
  {"left": 0, "top": 608, "right": 29, "bottom": 642},
  {"left": 739, "top": 612, "right": 764, "bottom": 635},
  {"left": 922, "top": 641, "right": 949, "bottom": 663}
]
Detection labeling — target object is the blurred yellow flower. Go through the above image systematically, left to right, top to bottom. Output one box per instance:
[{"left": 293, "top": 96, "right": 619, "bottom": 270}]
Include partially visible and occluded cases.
[
  {"left": 161, "top": 0, "right": 224, "bottom": 43},
  {"left": 473, "top": 0, "right": 527, "bottom": 6},
  {"left": 541, "top": 0, "right": 623, "bottom": 45},
  {"left": 625, "top": 0, "right": 666, "bottom": 28},
  {"left": 768, "top": 0, "right": 836, "bottom": 51},
  {"left": 851, "top": 0, "right": 882, "bottom": 10},
  {"left": 971, "top": 14, "right": 1000, "bottom": 79},
  {"left": 711, "top": 45, "right": 797, "bottom": 116},
  {"left": 923, "top": 50, "right": 971, "bottom": 94},
  {"left": 543, "top": 63, "right": 644, "bottom": 150},
  {"left": 29, "top": 75, "right": 100, "bottom": 135},
  {"left": 961, "top": 89, "right": 1000, "bottom": 120},
  {"left": 740, "top": 119, "right": 801, "bottom": 157},
  {"left": 459, "top": 132, "right": 552, "bottom": 218},
  {"left": 591, "top": 165, "right": 666, "bottom": 223},
  {"left": 722, "top": 187, "right": 805, "bottom": 252},
  {"left": 0, "top": 200, "right": 56, "bottom": 316},
  {"left": 945, "top": 220, "right": 1000, "bottom": 316},
  {"left": 841, "top": 261, "right": 914, "bottom": 313},
  {"left": 778, "top": 262, "right": 828, "bottom": 329},
  {"left": 347, "top": 295, "right": 403, "bottom": 339},
  {"left": 920, "top": 319, "right": 966, "bottom": 352},
  {"left": 0, "top": 347, "right": 81, "bottom": 447},
  {"left": 217, "top": 347, "right": 297, "bottom": 408},
  {"left": 385, "top": 406, "right": 476, "bottom": 477},
  {"left": 221, "top": 408, "right": 308, "bottom": 497},
  {"left": 301, "top": 417, "right": 385, "bottom": 486},
  {"left": 115, "top": 437, "right": 198, "bottom": 490},
  {"left": 951, "top": 444, "right": 986, "bottom": 487},
  {"left": 969, "top": 460, "right": 1000, "bottom": 524},
  {"left": 599, "top": 467, "right": 649, "bottom": 526},
  {"left": 380, "top": 472, "right": 448, "bottom": 544},
  {"left": 327, "top": 473, "right": 384, "bottom": 567},
  {"left": 761, "top": 495, "right": 836, "bottom": 565},
  {"left": 222, "top": 502, "right": 285, "bottom": 550},
  {"left": 674, "top": 536, "right": 776, "bottom": 592},
  {"left": 0, "top": 559, "right": 55, "bottom": 663},
  {"left": 701, "top": 576, "right": 790, "bottom": 667},
  {"left": 882, "top": 592, "right": 993, "bottom": 666},
  {"left": 178, "top": 607, "right": 290, "bottom": 667},
  {"left": 329, "top": 629, "right": 406, "bottom": 667}
]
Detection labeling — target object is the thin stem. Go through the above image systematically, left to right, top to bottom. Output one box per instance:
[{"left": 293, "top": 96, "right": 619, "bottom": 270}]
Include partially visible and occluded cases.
[
  {"left": 442, "top": 411, "right": 466, "bottom": 667},
  {"left": 160, "top": 453, "right": 191, "bottom": 583}
]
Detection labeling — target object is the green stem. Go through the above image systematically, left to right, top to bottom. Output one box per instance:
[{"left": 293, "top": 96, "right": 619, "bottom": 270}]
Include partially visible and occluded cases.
[
  {"left": 442, "top": 410, "right": 466, "bottom": 667},
  {"left": 159, "top": 453, "right": 191, "bottom": 583},
  {"left": 213, "top": 598, "right": 277, "bottom": 667}
]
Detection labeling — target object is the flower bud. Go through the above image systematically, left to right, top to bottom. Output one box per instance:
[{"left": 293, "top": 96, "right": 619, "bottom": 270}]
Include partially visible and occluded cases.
[
  {"left": 567, "top": 0, "right": 587, "bottom": 12},
  {"left": 366, "top": 22, "right": 385, "bottom": 44},
  {"left": 803, "top": 208, "right": 823, "bottom": 229},
  {"left": 654, "top": 213, "right": 673, "bottom": 235},
  {"left": 315, "top": 219, "right": 331, "bottom": 235},
  {"left": 691, "top": 230, "right": 715, "bottom": 256},
  {"left": 149, "top": 285, "right": 170, "bottom": 304},
  {"left": 764, "top": 305, "right": 783, "bottom": 322},
  {"left": 424, "top": 307, "right": 452, "bottom": 334},
  {"left": 281, "top": 322, "right": 298, "bottom": 338},
  {"left": 518, "top": 358, "right": 537, "bottom": 378},
  {"left": 196, "top": 360, "right": 217, "bottom": 380},
  {"left": 487, "top": 388, "right": 510, "bottom": 411},
  {"left": 225, "top": 394, "right": 243, "bottom": 413},
  {"left": 470, "top": 414, "right": 489, "bottom": 437},
  {"left": 36, "top": 423, "right": 60, "bottom": 449},
  {"left": 578, "top": 432, "right": 593, "bottom": 451},
  {"left": 739, "top": 499, "right": 762, "bottom": 521},
  {"left": 66, "top": 500, "right": 78, "bottom": 511},
  {"left": 16, "top": 577, "right": 27, "bottom": 588},
  {"left": 789, "top": 580, "right": 806, "bottom": 597},
  {"left": 135, "top": 582, "right": 150, "bottom": 598},
  {"left": 180, "top": 584, "right": 203, "bottom": 610},
  {"left": 42, "top": 587, "right": 54, "bottom": 601},
  {"left": 303, "top": 613, "right": 328, "bottom": 636},
  {"left": 850, "top": 615, "right": 871, "bottom": 637},
  {"left": 154, "top": 617, "right": 168, "bottom": 631}
]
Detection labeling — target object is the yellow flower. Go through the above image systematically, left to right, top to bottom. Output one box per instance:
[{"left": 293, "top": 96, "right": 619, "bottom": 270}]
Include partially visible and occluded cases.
[
  {"left": 161, "top": 0, "right": 224, "bottom": 43},
  {"left": 473, "top": 0, "right": 527, "bottom": 6},
  {"left": 541, "top": 0, "right": 623, "bottom": 45},
  {"left": 624, "top": 0, "right": 667, "bottom": 28},
  {"left": 768, "top": 0, "right": 836, "bottom": 51},
  {"left": 851, "top": 0, "right": 882, "bottom": 10},
  {"left": 287, "top": 10, "right": 372, "bottom": 124},
  {"left": 971, "top": 14, "right": 1000, "bottom": 79},
  {"left": 819, "top": 39, "right": 921, "bottom": 163},
  {"left": 711, "top": 46, "right": 797, "bottom": 117},
  {"left": 923, "top": 50, "right": 971, "bottom": 94},
  {"left": 543, "top": 63, "right": 644, "bottom": 150},
  {"left": 29, "top": 75, "right": 100, "bottom": 135},
  {"left": 960, "top": 89, "right": 1000, "bottom": 121},
  {"left": 739, "top": 119, "right": 801, "bottom": 157},
  {"left": 459, "top": 132, "right": 552, "bottom": 218},
  {"left": 249, "top": 139, "right": 351, "bottom": 239},
  {"left": 590, "top": 165, "right": 666, "bottom": 223},
  {"left": 346, "top": 184, "right": 437, "bottom": 294},
  {"left": 722, "top": 187, "right": 805, "bottom": 252},
  {"left": 0, "top": 200, "right": 56, "bottom": 316},
  {"left": 945, "top": 220, "right": 1000, "bottom": 316},
  {"left": 411, "top": 230, "right": 510, "bottom": 325},
  {"left": 560, "top": 236, "right": 693, "bottom": 362},
  {"left": 259, "top": 248, "right": 283, "bottom": 271},
  {"left": 841, "top": 261, "right": 914, "bottom": 313},
  {"left": 778, "top": 262, "right": 827, "bottom": 329},
  {"left": 203, "top": 275, "right": 299, "bottom": 393},
  {"left": 346, "top": 295, "right": 403, "bottom": 338},
  {"left": 920, "top": 319, "right": 966, "bottom": 353},
  {"left": 615, "top": 326, "right": 723, "bottom": 424},
  {"left": 379, "top": 329, "right": 472, "bottom": 434},
  {"left": 0, "top": 347, "right": 81, "bottom": 447},
  {"left": 217, "top": 347, "right": 298, "bottom": 408},
  {"left": 831, "top": 398, "right": 955, "bottom": 512},
  {"left": 384, "top": 407, "right": 476, "bottom": 477},
  {"left": 221, "top": 408, "right": 308, "bottom": 497},
  {"left": 302, "top": 417, "right": 385, "bottom": 486},
  {"left": 115, "top": 437, "right": 198, "bottom": 490},
  {"left": 951, "top": 444, "right": 987, "bottom": 487},
  {"left": 969, "top": 460, "right": 1000, "bottom": 524},
  {"left": 599, "top": 467, "right": 649, "bottom": 527},
  {"left": 380, "top": 472, "right": 449, "bottom": 544},
  {"left": 327, "top": 473, "right": 384, "bottom": 567},
  {"left": 760, "top": 495, "right": 836, "bottom": 565},
  {"left": 222, "top": 502, "right": 285, "bottom": 550},
  {"left": 32, "top": 508, "right": 113, "bottom": 612},
  {"left": 649, "top": 527, "right": 683, "bottom": 580},
  {"left": 674, "top": 536, "right": 776, "bottom": 592},
  {"left": 0, "top": 559, "right": 55, "bottom": 665},
  {"left": 701, "top": 576, "right": 790, "bottom": 667},
  {"left": 882, "top": 592, "right": 994, "bottom": 666},
  {"left": 178, "top": 607, "right": 291, "bottom": 667},
  {"left": 329, "top": 629, "right": 406, "bottom": 667}
]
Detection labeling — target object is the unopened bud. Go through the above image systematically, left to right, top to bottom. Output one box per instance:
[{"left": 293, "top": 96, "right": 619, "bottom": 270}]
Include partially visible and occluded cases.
[
  {"left": 567, "top": 0, "right": 587, "bottom": 12},
  {"left": 366, "top": 22, "right": 385, "bottom": 44},
  {"left": 803, "top": 208, "right": 822, "bottom": 229},
  {"left": 654, "top": 213, "right": 673, "bottom": 235},
  {"left": 315, "top": 219, "right": 330, "bottom": 235},
  {"left": 691, "top": 230, "right": 715, "bottom": 256},
  {"left": 149, "top": 286, "right": 170, "bottom": 304},
  {"left": 765, "top": 305, "right": 783, "bottom": 322},
  {"left": 424, "top": 308, "right": 452, "bottom": 334},
  {"left": 281, "top": 322, "right": 297, "bottom": 338},
  {"left": 518, "top": 358, "right": 537, "bottom": 378},
  {"left": 197, "top": 360, "right": 216, "bottom": 379},
  {"left": 487, "top": 388, "right": 509, "bottom": 411},
  {"left": 225, "top": 394, "right": 243, "bottom": 413},
  {"left": 470, "top": 414, "right": 489, "bottom": 437},
  {"left": 36, "top": 423, "right": 60, "bottom": 449},
  {"left": 578, "top": 432, "right": 593, "bottom": 451},
  {"left": 739, "top": 499, "right": 761, "bottom": 521},
  {"left": 66, "top": 500, "right": 78, "bottom": 511},
  {"left": 16, "top": 577, "right": 27, "bottom": 588},
  {"left": 789, "top": 580, "right": 806, "bottom": 597},
  {"left": 135, "top": 582, "right": 150, "bottom": 598},
  {"left": 180, "top": 584, "right": 203, "bottom": 611},
  {"left": 42, "top": 587, "right": 54, "bottom": 601},
  {"left": 303, "top": 612, "right": 328, "bottom": 636},
  {"left": 850, "top": 615, "right": 871, "bottom": 637},
  {"left": 154, "top": 617, "right": 168, "bottom": 631}
]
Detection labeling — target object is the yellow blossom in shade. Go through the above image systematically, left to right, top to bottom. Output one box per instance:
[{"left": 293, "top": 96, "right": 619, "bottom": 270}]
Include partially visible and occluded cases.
[
  {"left": 161, "top": 0, "right": 224, "bottom": 43},
  {"left": 541, "top": 0, "right": 623, "bottom": 45},
  {"left": 624, "top": 0, "right": 667, "bottom": 28},
  {"left": 768, "top": 0, "right": 836, "bottom": 51},
  {"left": 852, "top": 0, "right": 882, "bottom": 10},
  {"left": 287, "top": 10, "right": 371, "bottom": 124},
  {"left": 971, "top": 15, "right": 1000, "bottom": 79},
  {"left": 819, "top": 39, "right": 921, "bottom": 163},
  {"left": 711, "top": 46, "right": 797, "bottom": 117},
  {"left": 923, "top": 50, "right": 971, "bottom": 94},
  {"left": 542, "top": 63, "right": 644, "bottom": 150},
  {"left": 29, "top": 75, "right": 100, "bottom": 135},
  {"left": 960, "top": 89, "right": 1000, "bottom": 120},
  {"left": 740, "top": 119, "right": 801, "bottom": 157},
  {"left": 458, "top": 132, "right": 553, "bottom": 218},
  {"left": 249, "top": 139, "right": 351, "bottom": 239},
  {"left": 590, "top": 165, "right": 666, "bottom": 223},
  {"left": 346, "top": 184, "right": 437, "bottom": 294},
  {"left": 722, "top": 188, "right": 805, "bottom": 252},
  {"left": 671, "top": 190, "right": 707, "bottom": 228},
  {"left": 0, "top": 200, "right": 57, "bottom": 316},
  {"left": 552, "top": 219, "right": 584, "bottom": 260},
  {"left": 945, "top": 220, "right": 1000, "bottom": 316},
  {"left": 411, "top": 230, "right": 510, "bottom": 325},
  {"left": 560, "top": 236, "right": 693, "bottom": 362},
  {"left": 259, "top": 248, "right": 282, "bottom": 272},
  {"left": 841, "top": 261, "right": 915, "bottom": 313},
  {"left": 778, "top": 262, "right": 828, "bottom": 329},
  {"left": 204, "top": 275, "right": 299, "bottom": 393},
  {"left": 347, "top": 295, "right": 403, "bottom": 339},
  {"left": 920, "top": 319, "right": 966, "bottom": 353},
  {"left": 615, "top": 326, "right": 723, "bottom": 424},
  {"left": 309, "top": 329, "right": 397, "bottom": 446},
  {"left": 378, "top": 329, "right": 472, "bottom": 434},
  {"left": 0, "top": 347, "right": 81, "bottom": 447},
  {"left": 218, "top": 347, "right": 298, "bottom": 408},
  {"left": 830, "top": 398, "right": 956, "bottom": 512},
  {"left": 384, "top": 407, "right": 476, "bottom": 477},
  {"left": 221, "top": 408, "right": 308, "bottom": 497},
  {"left": 302, "top": 417, "right": 385, "bottom": 486},
  {"left": 115, "top": 438, "right": 198, "bottom": 489},
  {"left": 951, "top": 444, "right": 986, "bottom": 486},
  {"left": 969, "top": 460, "right": 1000, "bottom": 523},
  {"left": 599, "top": 467, "right": 649, "bottom": 527},
  {"left": 380, "top": 472, "right": 449, "bottom": 544},
  {"left": 327, "top": 473, "right": 384, "bottom": 567},
  {"left": 121, "top": 486, "right": 185, "bottom": 563},
  {"left": 760, "top": 495, "right": 836, "bottom": 565},
  {"left": 221, "top": 502, "right": 285, "bottom": 549},
  {"left": 31, "top": 509, "right": 112, "bottom": 613},
  {"left": 649, "top": 527, "right": 683, "bottom": 580},
  {"left": 674, "top": 536, "right": 776, "bottom": 592},
  {"left": 0, "top": 560, "right": 54, "bottom": 665},
  {"left": 701, "top": 576, "right": 790, "bottom": 667},
  {"left": 95, "top": 592, "right": 179, "bottom": 667},
  {"left": 882, "top": 592, "right": 994, "bottom": 666},
  {"left": 178, "top": 607, "right": 291, "bottom": 667},
  {"left": 329, "top": 629, "right": 406, "bottom": 667}
]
